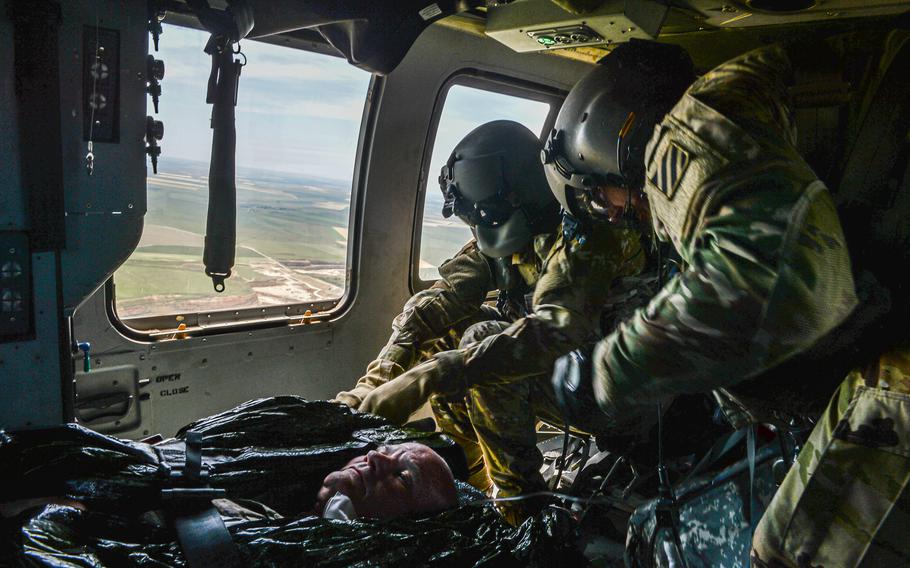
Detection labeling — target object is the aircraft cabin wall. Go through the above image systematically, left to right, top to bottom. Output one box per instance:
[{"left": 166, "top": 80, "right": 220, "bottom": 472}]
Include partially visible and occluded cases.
[
  {"left": 1, "top": 0, "right": 148, "bottom": 429},
  {"left": 1, "top": 5, "right": 591, "bottom": 438}
]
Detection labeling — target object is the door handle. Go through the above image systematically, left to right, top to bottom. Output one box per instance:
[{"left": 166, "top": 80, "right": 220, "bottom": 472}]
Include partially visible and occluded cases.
[{"left": 75, "top": 391, "right": 134, "bottom": 424}]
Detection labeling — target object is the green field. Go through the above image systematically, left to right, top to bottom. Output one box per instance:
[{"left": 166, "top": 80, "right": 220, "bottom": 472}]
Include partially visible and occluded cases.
[{"left": 115, "top": 158, "right": 467, "bottom": 319}]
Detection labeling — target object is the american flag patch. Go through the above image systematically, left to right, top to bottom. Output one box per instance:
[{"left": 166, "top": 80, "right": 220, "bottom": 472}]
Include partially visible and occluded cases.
[{"left": 650, "top": 141, "right": 690, "bottom": 198}]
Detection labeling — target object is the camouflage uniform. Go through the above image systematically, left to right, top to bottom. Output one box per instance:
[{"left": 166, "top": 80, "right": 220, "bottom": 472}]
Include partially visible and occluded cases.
[
  {"left": 752, "top": 31, "right": 910, "bottom": 567},
  {"left": 591, "top": 44, "right": 858, "bottom": 429},
  {"left": 426, "top": 225, "right": 647, "bottom": 523},
  {"left": 335, "top": 240, "right": 540, "bottom": 408},
  {"left": 752, "top": 342, "right": 910, "bottom": 567}
]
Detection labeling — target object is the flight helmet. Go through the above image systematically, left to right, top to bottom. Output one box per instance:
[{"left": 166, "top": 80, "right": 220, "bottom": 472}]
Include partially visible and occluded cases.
[
  {"left": 541, "top": 39, "right": 695, "bottom": 222},
  {"left": 439, "top": 120, "right": 560, "bottom": 257}
]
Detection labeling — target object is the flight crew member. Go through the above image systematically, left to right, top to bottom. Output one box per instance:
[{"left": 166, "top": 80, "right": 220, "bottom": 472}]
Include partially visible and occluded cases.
[
  {"left": 545, "top": 38, "right": 857, "bottom": 431},
  {"left": 544, "top": 39, "right": 879, "bottom": 564},
  {"left": 335, "top": 120, "right": 562, "bottom": 412},
  {"left": 357, "top": 126, "right": 648, "bottom": 524}
]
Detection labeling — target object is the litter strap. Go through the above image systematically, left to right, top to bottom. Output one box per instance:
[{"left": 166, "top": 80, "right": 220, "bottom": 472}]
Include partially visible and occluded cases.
[{"left": 162, "top": 430, "right": 241, "bottom": 568}]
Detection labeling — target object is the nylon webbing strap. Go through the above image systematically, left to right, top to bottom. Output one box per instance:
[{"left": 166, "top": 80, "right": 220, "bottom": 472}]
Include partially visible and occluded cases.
[
  {"left": 186, "top": 0, "right": 252, "bottom": 293},
  {"left": 202, "top": 42, "right": 241, "bottom": 292},
  {"left": 682, "top": 427, "right": 747, "bottom": 484},
  {"left": 185, "top": 430, "right": 204, "bottom": 480},
  {"left": 162, "top": 431, "right": 241, "bottom": 568},
  {"left": 171, "top": 506, "right": 240, "bottom": 568}
]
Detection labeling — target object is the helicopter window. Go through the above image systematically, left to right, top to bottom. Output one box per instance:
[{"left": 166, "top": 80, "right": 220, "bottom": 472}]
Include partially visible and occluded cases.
[
  {"left": 112, "top": 24, "right": 370, "bottom": 326},
  {"left": 417, "top": 83, "right": 552, "bottom": 282}
]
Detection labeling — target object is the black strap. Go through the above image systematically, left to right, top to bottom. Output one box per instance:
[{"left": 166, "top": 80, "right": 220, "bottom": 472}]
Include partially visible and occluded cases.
[
  {"left": 184, "top": 0, "right": 252, "bottom": 293},
  {"left": 201, "top": 39, "right": 242, "bottom": 292},
  {"left": 746, "top": 424, "right": 758, "bottom": 565},
  {"left": 682, "top": 427, "right": 748, "bottom": 484},
  {"left": 162, "top": 430, "right": 241, "bottom": 568},
  {"left": 184, "top": 430, "right": 204, "bottom": 481},
  {"left": 170, "top": 505, "right": 240, "bottom": 568}
]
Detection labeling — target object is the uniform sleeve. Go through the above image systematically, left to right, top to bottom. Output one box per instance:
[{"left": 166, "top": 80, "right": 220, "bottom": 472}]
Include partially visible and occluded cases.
[
  {"left": 686, "top": 44, "right": 798, "bottom": 150},
  {"left": 593, "top": 175, "right": 857, "bottom": 421},
  {"left": 456, "top": 226, "right": 645, "bottom": 384},
  {"left": 335, "top": 241, "right": 495, "bottom": 406}
]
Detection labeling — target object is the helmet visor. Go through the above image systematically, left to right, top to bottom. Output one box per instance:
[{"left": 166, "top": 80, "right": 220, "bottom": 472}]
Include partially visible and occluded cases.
[
  {"left": 443, "top": 154, "right": 519, "bottom": 228},
  {"left": 452, "top": 154, "right": 506, "bottom": 203},
  {"left": 474, "top": 209, "right": 534, "bottom": 258}
]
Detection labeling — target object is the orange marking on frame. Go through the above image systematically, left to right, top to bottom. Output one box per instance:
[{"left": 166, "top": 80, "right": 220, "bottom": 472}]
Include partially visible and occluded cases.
[{"left": 619, "top": 111, "right": 636, "bottom": 139}]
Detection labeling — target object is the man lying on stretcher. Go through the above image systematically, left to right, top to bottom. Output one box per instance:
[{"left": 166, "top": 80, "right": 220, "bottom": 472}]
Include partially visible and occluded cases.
[{"left": 0, "top": 397, "right": 459, "bottom": 523}]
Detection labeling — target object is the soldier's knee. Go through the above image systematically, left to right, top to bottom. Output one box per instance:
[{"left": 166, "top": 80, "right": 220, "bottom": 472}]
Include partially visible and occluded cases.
[{"left": 459, "top": 320, "right": 510, "bottom": 349}]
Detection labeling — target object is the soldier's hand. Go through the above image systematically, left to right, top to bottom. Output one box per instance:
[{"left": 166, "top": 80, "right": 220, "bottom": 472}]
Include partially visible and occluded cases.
[
  {"left": 551, "top": 347, "right": 596, "bottom": 424},
  {"left": 358, "top": 353, "right": 466, "bottom": 424},
  {"left": 331, "top": 393, "right": 361, "bottom": 409}
]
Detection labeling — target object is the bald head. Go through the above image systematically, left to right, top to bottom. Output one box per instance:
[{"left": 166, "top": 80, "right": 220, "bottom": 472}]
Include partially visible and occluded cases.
[{"left": 315, "top": 442, "right": 458, "bottom": 520}]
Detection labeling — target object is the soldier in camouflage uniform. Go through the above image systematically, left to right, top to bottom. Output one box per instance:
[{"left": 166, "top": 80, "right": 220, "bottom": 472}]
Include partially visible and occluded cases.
[
  {"left": 751, "top": 30, "right": 910, "bottom": 567},
  {"left": 544, "top": 35, "right": 910, "bottom": 565},
  {"left": 545, "top": 39, "right": 857, "bottom": 428},
  {"left": 335, "top": 120, "right": 561, "bottom": 413},
  {"left": 358, "top": 135, "right": 648, "bottom": 523},
  {"left": 333, "top": 239, "right": 535, "bottom": 411},
  {"left": 752, "top": 341, "right": 910, "bottom": 567}
]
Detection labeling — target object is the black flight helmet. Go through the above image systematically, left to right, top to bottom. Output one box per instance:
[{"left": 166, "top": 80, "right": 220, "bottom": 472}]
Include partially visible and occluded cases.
[
  {"left": 542, "top": 39, "right": 695, "bottom": 222},
  {"left": 439, "top": 120, "right": 560, "bottom": 258}
]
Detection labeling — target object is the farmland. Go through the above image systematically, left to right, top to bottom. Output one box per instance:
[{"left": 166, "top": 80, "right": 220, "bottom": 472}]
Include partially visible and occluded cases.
[{"left": 115, "top": 157, "right": 470, "bottom": 319}]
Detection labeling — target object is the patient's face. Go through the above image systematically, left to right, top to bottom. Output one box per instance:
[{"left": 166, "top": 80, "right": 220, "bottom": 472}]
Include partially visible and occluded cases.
[{"left": 315, "top": 442, "right": 456, "bottom": 520}]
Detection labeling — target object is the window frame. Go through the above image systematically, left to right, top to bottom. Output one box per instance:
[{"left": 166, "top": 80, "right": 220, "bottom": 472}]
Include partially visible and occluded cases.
[
  {"left": 107, "top": 21, "right": 380, "bottom": 340},
  {"left": 410, "top": 70, "right": 565, "bottom": 292}
]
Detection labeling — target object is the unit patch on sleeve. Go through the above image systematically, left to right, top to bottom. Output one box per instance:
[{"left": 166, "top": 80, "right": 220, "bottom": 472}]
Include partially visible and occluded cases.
[{"left": 650, "top": 141, "right": 690, "bottom": 199}]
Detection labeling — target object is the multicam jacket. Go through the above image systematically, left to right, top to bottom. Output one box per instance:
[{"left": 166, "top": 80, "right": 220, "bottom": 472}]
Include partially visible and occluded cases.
[
  {"left": 592, "top": 44, "right": 859, "bottom": 427},
  {"left": 355, "top": 222, "right": 646, "bottom": 421},
  {"left": 455, "top": 225, "right": 645, "bottom": 384},
  {"left": 335, "top": 240, "right": 542, "bottom": 408}
]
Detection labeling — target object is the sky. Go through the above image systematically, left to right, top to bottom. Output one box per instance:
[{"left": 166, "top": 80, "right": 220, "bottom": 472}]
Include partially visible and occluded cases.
[
  {"left": 151, "top": 24, "right": 554, "bottom": 280},
  {"left": 156, "top": 24, "right": 551, "bottom": 188},
  {"left": 154, "top": 25, "right": 371, "bottom": 182}
]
